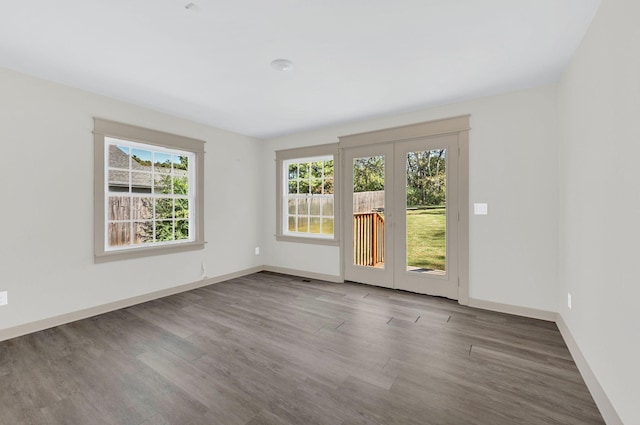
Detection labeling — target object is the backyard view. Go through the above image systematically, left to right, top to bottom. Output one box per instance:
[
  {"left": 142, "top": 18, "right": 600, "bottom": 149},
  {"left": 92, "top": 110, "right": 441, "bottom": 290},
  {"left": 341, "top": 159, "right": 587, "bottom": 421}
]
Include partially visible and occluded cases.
[
  {"left": 107, "top": 143, "right": 191, "bottom": 247},
  {"left": 353, "top": 149, "right": 446, "bottom": 272},
  {"left": 405, "top": 149, "right": 446, "bottom": 273},
  {"left": 286, "top": 158, "right": 335, "bottom": 236},
  {"left": 406, "top": 207, "right": 445, "bottom": 271}
]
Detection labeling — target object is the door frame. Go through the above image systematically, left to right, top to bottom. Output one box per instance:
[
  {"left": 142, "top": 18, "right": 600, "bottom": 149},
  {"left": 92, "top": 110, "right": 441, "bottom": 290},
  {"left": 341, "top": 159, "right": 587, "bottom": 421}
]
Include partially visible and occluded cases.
[
  {"left": 338, "top": 115, "right": 470, "bottom": 305},
  {"left": 393, "top": 134, "right": 460, "bottom": 298},
  {"left": 342, "top": 143, "right": 395, "bottom": 288}
]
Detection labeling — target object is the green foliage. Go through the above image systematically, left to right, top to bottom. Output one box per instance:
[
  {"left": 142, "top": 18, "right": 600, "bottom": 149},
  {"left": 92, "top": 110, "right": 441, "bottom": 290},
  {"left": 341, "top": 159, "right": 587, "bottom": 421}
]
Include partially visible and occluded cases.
[
  {"left": 406, "top": 150, "right": 446, "bottom": 207},
  {"left": 351, "top": 151, "right": 445, "bottom": 205},
  {"left": 352, "top": 151, "right": 445, "bottom": 206},
  {"left": 133, "top": 154, "right": 188, "bottom": 171},
  {"left": 178, "top": 156, "right": 188, "bottom": 170},
  {"left": 353, "top": 156, "right": 384, "bottom": 192},
  {"left": 288, "top": 160, "right": 334, "bottom": 195},
  {"left": 141, "top": 174, "right": 190, "bottom": 242},
  {"left": 172, "top": 176, "right": 188, "bottom": 195},
  {"left": 155, "top": 220, "right": 174, "bottom": 242}
]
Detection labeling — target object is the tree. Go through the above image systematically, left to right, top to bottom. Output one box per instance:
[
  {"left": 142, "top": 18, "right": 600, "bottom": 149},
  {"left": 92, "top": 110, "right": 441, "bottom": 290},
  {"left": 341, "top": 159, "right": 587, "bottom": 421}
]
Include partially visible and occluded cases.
[
  {"left": 406, "top": 150, "right": 446, "bottom": 207},
  {"left": 174, "top": 156, "right": 188, "bottom": 171},
  {"left": 353, "top": 156, "right": 384, "bottom": 192},
  {"left": 141, "top": 174, "right": 189, "bottom": 242}
]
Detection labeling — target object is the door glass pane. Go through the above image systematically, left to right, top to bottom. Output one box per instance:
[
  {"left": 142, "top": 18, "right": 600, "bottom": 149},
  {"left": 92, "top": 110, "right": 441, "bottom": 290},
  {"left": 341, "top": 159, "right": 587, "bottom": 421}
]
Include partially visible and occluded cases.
[
  {"left": 406, "top": 149, "right": 446, "bottom": 274},
  {"left": 353, "top": 156, "right": 385, "bottom": 268}
]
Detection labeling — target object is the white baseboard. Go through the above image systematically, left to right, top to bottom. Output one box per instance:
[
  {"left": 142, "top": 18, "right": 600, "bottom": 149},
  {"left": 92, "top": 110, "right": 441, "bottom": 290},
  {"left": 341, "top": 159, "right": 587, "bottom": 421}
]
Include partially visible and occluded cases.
[
  {"left": 262, "top": 265, "right": 343, "bottom": 283},
  {"left": 0, "top": 266, "right": 263, "bottom": 343},
  {"left": 468, "top": 297, "right": 557, "bottom": 322},
  {"left": 556, "top": 314, "right": 623, "bottom": 425}
]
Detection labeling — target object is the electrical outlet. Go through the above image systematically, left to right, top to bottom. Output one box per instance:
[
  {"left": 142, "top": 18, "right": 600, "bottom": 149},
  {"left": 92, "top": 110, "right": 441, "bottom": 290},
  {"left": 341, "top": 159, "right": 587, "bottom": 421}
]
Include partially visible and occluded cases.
[
  {"left": 255, "top": 247, "right": 260, "bottom": 255},
  {"left": 0, "top": 291, "right": 7, "bottom": 306},
  {"left": 567, "top": 293, "right": 572, "bottom": 310}
]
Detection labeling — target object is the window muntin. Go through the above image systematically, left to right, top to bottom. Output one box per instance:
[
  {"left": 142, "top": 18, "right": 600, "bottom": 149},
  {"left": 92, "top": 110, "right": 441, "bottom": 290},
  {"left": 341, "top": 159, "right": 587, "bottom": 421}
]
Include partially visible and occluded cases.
[
  {"left": 105, "top": 138, "right": 195, "bottom": 251},
  {"left": 283, "top": 156, "right": 334, "bottom": 238}
]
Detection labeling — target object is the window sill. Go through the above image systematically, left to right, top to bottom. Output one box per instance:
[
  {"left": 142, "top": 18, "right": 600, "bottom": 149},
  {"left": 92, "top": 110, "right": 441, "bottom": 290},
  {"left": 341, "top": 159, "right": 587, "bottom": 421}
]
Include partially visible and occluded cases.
[
  {"left": 275, "top": 235, "right": 340, "bottom": 246},
  {"left": 95, "top": 241, "right": 206, "bottom": 263}
]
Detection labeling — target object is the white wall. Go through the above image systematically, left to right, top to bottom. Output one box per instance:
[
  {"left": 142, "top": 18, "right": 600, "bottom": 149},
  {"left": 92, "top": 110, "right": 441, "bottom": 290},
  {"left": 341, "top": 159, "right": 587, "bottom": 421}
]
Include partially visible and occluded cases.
[
  {"left": 557, "top": 0, "right": 640, "bottom": 423},
  {"left": 0, "top": 4, "right": 634, "bottom": 418},
  {"left": 0, "top": 68, "right": 263, "bottom": 331},
  {"left": 262, "top": 85, "right": 559, "bottom": 312}
]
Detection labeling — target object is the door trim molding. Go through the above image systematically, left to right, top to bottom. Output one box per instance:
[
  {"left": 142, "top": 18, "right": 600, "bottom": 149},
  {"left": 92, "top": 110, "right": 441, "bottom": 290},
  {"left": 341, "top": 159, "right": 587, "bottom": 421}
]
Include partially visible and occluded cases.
[
  {"left": 339, "top": 115, "right": 470, "bottom": 148},
  {"left": 339, "top": 116, "right": 470, "bottom": 304},
  {"left": 457, "top": 129, "right": 470, "bottom": 305},
  {"left": 341, "top": 144, "right": 396, "bottom": 288}
]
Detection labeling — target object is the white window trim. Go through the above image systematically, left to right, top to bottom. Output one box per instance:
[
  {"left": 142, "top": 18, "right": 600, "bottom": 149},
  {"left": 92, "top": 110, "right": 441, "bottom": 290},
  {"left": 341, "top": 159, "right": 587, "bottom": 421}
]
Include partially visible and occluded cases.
[
  {"left": 94, "top": 118, "right": 206, "bottom": 263},
  {"left": 104, "top": 138, "right": 196, "bottom": 252},
  {"left": 275, "top": 143, "right": 340, "bottom": 246},
  {"left": 282, "top": 155, "right": 334, "bottom": 239}
]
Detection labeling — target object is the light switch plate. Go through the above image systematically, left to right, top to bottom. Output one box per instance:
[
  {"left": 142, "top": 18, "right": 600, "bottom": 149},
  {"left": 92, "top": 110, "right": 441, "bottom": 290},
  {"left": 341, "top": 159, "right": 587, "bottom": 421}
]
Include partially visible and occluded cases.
[
  {"left": 474, "top": 203, "right": 488, "bottom": 215},
  {"left": 0, "top": 291, "right": 7, "bottom": 306}
]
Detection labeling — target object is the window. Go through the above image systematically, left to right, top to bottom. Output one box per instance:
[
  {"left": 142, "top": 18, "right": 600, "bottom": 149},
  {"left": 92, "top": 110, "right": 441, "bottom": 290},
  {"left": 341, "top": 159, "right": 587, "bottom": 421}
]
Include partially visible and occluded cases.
[
  {"left": 94, "top": 118, "right": 205, "bottom": 262},
  {"left": 106, "top": 140, "right": 193, "bottom": 247},
  {"left": 275, "top": 144, "right": 339, "bottom": 245},
  {"left": 284, "top": 156, "right": 334, "bottom": 237}
]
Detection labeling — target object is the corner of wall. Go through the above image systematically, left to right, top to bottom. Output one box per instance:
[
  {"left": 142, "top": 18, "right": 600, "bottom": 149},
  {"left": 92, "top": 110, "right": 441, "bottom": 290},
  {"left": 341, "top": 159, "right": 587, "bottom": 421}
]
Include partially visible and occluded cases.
[{"left": 556, "top": 314, "right": 624, "bottom": 425}]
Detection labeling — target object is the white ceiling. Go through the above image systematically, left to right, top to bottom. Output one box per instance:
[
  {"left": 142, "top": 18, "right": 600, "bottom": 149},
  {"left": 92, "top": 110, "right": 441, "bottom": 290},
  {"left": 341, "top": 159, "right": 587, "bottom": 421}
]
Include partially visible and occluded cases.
[{"left": 0, "top": 0, "right": 601, "bottom": 139}]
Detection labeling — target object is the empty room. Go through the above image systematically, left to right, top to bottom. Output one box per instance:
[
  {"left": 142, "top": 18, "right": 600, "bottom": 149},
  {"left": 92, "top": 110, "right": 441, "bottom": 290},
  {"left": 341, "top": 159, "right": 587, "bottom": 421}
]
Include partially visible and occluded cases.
[{"left": 0, "top": 0, "right": 638, "bottom": 424}]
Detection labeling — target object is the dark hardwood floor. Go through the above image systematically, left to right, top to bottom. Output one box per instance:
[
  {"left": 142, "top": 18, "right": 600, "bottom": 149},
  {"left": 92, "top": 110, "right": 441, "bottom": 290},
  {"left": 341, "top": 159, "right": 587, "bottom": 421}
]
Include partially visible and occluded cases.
[{"left": 0, "top": 272, "right": 604, "bottom": 425}]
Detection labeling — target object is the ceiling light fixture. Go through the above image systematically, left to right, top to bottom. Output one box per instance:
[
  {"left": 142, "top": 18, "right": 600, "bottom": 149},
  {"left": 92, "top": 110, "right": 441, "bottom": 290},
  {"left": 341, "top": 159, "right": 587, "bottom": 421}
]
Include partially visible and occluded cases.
[
  {"left": 185, "top": 2, "right": 196, "bottom": 10},
  {"left": 270, "top": 59, "right": 294, "bottom": 72}
]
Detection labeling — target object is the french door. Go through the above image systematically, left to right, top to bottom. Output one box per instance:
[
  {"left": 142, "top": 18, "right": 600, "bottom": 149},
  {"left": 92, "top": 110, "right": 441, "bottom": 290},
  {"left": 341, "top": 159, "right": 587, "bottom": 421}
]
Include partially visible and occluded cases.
[
  {"left": 343, "top": 134, "right": 461, "bottom": 299},
  {"left": 343, "top": 143, "right": 394, "bottom": 288}
]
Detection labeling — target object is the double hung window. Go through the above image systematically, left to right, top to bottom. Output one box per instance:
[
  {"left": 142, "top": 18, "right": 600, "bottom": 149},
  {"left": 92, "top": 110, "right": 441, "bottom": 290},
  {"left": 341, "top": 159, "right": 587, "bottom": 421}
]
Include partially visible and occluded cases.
[
  {"left": 94, "top": 118, "right": 205, "bottom": 262},
  {"left": 105, "top": 140, "right": 193, "bottom": 247},
  {"left": 275, "top": 144, "right": 339, "bottom": 245},
  {"left": 283, "top": 156, "right": 334, "bottom": 237}
]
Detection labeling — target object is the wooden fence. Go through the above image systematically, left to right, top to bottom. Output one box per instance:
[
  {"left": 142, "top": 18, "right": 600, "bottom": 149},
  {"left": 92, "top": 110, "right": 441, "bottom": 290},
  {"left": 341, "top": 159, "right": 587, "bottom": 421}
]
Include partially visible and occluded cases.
[
  {"left": 353, "top": 190, "right": 384, "bottom": 213},
  {"left": 108, "top": 196, "right": 153, "bottom": 246},
  {"left": 353, "top": 212, "right": 385, "bottom": 267}
]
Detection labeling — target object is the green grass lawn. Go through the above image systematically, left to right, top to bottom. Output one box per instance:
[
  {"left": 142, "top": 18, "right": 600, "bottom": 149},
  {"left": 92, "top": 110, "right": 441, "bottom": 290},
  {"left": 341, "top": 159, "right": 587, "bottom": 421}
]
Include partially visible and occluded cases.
[
  {"left": 406, "top": 207, "right": 446, "bottom": 271},
  {"left": 293, "top": 209, "right": 444, "bottom": 270},
  {"left": 289, "top": 217, "right": 334, "bottom": 235}
]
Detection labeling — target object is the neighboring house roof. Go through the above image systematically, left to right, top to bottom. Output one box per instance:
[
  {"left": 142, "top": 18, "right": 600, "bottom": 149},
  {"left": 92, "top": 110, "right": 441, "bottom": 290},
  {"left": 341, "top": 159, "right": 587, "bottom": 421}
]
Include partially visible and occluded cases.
[
  {"left": 108, "top": 145, "right": 187, "bottom": 190},
  {"left": 109, "top": 145, "right": 150, "bottom": 171}
]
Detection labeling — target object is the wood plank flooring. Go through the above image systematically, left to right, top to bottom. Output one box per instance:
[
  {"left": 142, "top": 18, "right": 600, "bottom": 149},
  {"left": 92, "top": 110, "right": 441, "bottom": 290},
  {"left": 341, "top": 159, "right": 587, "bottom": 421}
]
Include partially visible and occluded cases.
[{"left": 0, "top": 272, "right": 604, "bottom": 425}]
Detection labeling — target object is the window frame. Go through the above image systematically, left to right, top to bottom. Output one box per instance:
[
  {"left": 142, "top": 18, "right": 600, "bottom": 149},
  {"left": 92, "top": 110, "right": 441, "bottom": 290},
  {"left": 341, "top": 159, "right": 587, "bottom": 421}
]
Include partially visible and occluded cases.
[
  {"left": 94, "top": 118, "right": 206, "bottom": 263},
  {"left": 275, "top": 143, "right": 340, "bottom": 246}
]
